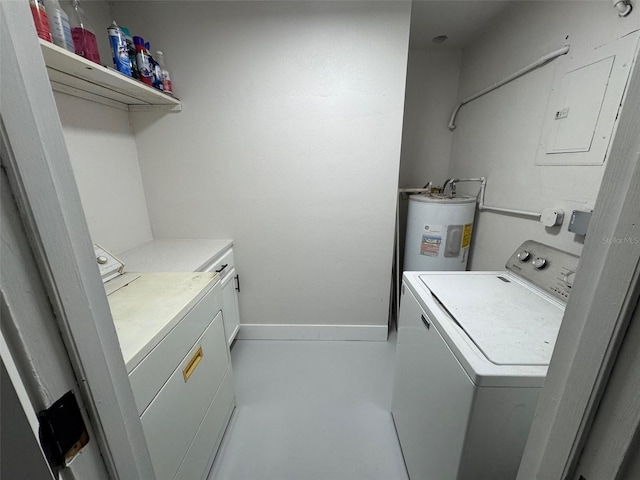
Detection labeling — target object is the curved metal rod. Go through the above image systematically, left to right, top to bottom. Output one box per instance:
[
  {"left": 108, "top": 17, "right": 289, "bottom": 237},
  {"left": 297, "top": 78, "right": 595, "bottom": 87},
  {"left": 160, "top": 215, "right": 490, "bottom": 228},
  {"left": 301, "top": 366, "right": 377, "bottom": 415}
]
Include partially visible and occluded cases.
[{"left": 448, "top": 45, "right": 570, "bottom": 130}]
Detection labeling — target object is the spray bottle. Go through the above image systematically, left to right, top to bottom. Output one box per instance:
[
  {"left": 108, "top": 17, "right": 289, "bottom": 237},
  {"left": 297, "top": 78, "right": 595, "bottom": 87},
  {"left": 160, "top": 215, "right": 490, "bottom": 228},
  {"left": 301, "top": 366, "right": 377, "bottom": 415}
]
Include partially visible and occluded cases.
[
  {"left": 107, "top": 21, "right": 131, "bottom": 76},
  {"left": 120, "top": 27, "right": 139, "bottom": 79},
  {"left": 133, "top": 36, "right": 153, "bottom": 86},
  {"left": 145, "top": 42, "right": 164, "bottom": 91},
  {"left": 155, "top": 51, "right": 173, "bottom": 95}
]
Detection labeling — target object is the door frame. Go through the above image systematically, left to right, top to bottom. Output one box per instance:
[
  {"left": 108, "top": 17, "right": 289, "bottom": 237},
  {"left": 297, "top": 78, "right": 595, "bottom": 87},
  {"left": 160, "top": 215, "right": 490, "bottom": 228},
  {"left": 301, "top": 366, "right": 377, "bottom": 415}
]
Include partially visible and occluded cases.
[
  {"left": 1, "top": 2, "right": 154, "bottom": 478},
  {"left": 570, "top": 295, "right": 640, "bottom": 479}
]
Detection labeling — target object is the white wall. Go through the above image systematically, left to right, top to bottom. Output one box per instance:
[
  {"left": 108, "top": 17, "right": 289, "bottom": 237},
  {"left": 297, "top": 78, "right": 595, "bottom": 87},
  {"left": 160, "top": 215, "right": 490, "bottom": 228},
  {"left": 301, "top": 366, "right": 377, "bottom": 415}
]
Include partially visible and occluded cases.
[
  {"left": 54, "top": 0, "right": 153, "bottom": 254},
  {"left": 111, "top": 1, "right": 411, "bottom": 328},
  {"left": 448, "top": 1, "right": 640, "bottom": 270},
  {"left": 397, "top": 47, "right": 462, "bottom": 268},
  {"left": 399, "top": 48, "right": 461, "bottom": 188},
  {"left": 55, "top": 93, "right": 153, "bottom": 253}
]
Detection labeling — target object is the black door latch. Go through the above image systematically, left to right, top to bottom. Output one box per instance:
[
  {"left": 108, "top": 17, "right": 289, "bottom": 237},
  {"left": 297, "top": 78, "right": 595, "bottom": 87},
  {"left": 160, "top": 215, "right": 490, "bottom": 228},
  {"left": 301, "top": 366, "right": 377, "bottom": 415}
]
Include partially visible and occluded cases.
[{"left": 38, "top": 390, "right": 90, "bottom": 472}]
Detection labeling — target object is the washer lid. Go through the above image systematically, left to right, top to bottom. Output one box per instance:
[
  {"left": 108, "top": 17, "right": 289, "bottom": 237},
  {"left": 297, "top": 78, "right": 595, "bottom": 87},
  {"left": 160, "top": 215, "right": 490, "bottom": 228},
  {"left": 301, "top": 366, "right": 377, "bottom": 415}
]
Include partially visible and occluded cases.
[{"left": 419, "top": 273, "right": 564, "bottom": 366}]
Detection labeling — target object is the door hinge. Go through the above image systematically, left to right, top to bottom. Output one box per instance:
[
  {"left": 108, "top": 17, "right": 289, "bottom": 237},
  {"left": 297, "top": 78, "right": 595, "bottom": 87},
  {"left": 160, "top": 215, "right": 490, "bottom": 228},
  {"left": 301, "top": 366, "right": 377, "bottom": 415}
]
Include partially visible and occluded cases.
[
  {"left": 401, "top": 284, "right": 405, "bottom": 295},
  {"left": 38, "top": 390, "right": 90, "bottom": 471}
]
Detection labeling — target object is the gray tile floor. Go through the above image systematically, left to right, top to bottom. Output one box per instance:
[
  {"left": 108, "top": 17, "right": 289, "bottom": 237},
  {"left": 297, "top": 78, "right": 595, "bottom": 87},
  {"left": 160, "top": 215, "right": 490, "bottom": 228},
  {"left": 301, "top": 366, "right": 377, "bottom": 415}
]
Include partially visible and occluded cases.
[{"left": 207, "top": 332, "right": 409, "bottom": 480}]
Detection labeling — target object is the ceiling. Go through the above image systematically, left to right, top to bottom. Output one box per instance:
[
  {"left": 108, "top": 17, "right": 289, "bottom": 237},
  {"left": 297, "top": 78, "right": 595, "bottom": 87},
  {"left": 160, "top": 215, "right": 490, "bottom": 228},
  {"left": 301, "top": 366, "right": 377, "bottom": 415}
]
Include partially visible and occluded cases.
[{"left": 409, "top": 1, "right": 513, "bottom": 49}]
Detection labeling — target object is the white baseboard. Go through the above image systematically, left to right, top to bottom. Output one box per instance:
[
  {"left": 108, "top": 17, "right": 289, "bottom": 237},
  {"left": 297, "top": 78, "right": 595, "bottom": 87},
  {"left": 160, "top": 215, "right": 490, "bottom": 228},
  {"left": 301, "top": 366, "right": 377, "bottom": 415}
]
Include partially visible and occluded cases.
[{"left": 236, "top": 324, "right": 388, "bottom": 341}]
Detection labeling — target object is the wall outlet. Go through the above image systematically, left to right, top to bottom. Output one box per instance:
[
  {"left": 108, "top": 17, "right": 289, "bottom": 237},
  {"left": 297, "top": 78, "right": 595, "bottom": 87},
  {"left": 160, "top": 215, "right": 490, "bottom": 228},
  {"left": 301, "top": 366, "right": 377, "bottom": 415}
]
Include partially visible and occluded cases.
[{"left": 568, "top": 210, "right": 592, "bottom": 235}]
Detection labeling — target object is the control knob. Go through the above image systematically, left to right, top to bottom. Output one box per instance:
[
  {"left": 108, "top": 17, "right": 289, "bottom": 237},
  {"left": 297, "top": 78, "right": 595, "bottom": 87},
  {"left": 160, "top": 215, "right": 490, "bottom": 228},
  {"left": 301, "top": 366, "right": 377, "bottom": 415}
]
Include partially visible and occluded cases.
[
  {"left": 517, "top": 250, "right": 531, "bottom": 262},
  {"left": 532, "top": 257, "right": 547, "bottom": 269},
  {"left": 563, "top": 271, "right": 576, "bottom": 287}
]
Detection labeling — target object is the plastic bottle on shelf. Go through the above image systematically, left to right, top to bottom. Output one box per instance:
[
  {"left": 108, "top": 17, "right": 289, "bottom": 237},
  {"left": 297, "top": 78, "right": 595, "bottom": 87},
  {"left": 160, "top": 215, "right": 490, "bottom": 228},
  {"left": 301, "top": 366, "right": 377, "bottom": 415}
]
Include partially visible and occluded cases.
[
  {"left": 30, "top": 0, "right": 52, "bottom": 42},
  {"left": 43, "top": 0, "right": 74, "bottom": 51},
  {"left": 65, "top": 0, "right": 101, "bottom": 64},
  {"left": 107, "top": 21, "right": 131, "bottom": 76},
  {"left": 120, "top": 27, "right": 139, "bottom": 79},
  {"left": 133, "top": 36, "right": 153, "bottom": 86},
  {"left": 145, "top": 42, "right": 164, "bottom": 91},
  {"left": 155, "top": 51, "right": 173, "bottom": 95}
]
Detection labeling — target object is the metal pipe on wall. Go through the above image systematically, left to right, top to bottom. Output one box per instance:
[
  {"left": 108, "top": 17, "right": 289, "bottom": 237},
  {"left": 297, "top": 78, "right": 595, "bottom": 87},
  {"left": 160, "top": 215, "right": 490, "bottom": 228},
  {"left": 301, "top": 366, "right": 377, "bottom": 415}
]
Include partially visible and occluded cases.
[
  {"left": 448, "top": 45, "right": 570, "bottom": 130},
  {"left": 441, "top": 177, "right": 542, "bottom": 218},
  {"left": 476, "top": 177, "right": 542, "bottom": 219}
]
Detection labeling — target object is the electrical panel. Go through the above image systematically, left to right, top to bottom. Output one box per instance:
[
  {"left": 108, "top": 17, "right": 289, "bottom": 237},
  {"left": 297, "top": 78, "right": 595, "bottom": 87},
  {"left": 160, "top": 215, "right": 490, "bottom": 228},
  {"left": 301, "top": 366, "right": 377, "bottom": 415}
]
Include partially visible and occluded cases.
[
  {"left": 536, "top": 32, "right": 638, "bottom": 166},
  {"left": 546, "top": 56, "right": 614, "bottom": 155}
]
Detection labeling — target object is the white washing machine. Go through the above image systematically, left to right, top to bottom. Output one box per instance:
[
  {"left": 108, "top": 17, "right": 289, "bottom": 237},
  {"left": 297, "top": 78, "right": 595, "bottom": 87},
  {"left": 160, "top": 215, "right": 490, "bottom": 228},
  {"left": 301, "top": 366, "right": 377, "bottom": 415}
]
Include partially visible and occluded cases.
[{"left": 391, "top": 240, "right": 579, "bottom": 480}]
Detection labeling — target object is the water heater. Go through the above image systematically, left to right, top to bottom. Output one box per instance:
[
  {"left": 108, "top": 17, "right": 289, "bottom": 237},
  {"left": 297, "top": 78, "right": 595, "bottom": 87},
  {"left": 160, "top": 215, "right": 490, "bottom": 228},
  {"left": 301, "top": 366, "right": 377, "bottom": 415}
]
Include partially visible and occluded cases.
[{"left": 404, "top": 194, "right": 477, "bottom": 271}]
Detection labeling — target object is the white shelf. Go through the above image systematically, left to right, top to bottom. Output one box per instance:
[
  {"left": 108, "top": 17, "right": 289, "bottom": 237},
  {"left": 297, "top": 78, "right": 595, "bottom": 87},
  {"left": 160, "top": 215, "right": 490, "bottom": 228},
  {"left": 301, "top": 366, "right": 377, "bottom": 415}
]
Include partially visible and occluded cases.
[{"left": 39, "top": 39, "right": 182, "bottom": 112}]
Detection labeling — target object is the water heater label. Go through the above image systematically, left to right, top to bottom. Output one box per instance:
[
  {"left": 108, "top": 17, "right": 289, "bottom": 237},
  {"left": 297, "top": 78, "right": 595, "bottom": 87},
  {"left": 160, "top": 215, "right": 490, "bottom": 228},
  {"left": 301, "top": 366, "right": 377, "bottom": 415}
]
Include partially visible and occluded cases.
[
  {"left": 420, "top": 224, "right": 442, "bottom": 257},
  {"left": 462, "top": 224, "right": 473, "bottom": 248}
]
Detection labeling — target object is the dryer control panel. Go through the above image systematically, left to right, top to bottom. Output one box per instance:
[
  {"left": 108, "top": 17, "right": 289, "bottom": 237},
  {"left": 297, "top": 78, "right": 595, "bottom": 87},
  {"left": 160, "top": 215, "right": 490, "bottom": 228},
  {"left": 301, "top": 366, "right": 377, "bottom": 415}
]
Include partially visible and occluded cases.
[
  {"left": 506, "top": 240, "right": 580, "bottom": 303},
  {"left": 94, "top": 244, "right": 124, "bottom": 283}
]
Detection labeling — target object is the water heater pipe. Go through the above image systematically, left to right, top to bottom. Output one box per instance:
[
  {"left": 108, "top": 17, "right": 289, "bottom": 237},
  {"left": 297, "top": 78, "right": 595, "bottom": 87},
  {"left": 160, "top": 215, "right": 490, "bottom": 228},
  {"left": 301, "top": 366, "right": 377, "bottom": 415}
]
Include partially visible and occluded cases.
[
  {"left": 447, "top": 45, "right": 571, "bottom": 130},
  {"left": 440, "top": 177, "right": 541, "bottom": 218},
  {"left": 442, "top": 177, "right": 484, "bottom": 197},
  {"left": 477, "top": 177, "right": 541, "bottom": 218},
  {"left": 398, "top": 187, "right": 432, "bottom": 195}
]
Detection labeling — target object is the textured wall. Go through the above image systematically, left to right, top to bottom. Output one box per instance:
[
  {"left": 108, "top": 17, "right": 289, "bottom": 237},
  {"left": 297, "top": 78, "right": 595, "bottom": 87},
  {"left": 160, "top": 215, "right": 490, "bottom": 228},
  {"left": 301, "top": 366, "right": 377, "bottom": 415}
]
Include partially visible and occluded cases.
[
  {"left": 113, "top": 1, "right": 411, "bottom": 327},
  {"left": 449, "top": 1, "right": 640, "bottom": 270}
]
